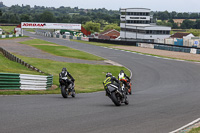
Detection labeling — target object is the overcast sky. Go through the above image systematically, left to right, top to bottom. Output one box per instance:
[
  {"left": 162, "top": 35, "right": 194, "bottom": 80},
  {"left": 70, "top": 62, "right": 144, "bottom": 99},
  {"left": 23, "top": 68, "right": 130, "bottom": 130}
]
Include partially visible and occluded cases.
[{"left": 1, "top": 0, "right": 199, "bottom": 12}]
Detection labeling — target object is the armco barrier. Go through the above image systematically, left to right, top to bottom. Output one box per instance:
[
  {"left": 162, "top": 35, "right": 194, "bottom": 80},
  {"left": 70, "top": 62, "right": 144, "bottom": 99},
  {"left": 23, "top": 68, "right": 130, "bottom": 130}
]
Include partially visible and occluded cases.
[
  {"left": 89, "top": 38, "right": 137, "bottom": 46},
  {"left": 0, "top": 47, "right": 48, "bottom": 74},
  {"left": 0, "top": 73, "right": 53, "bottom": 90},
  {"left": 0, "top": 73, "right": 20, "bottom": 90}
]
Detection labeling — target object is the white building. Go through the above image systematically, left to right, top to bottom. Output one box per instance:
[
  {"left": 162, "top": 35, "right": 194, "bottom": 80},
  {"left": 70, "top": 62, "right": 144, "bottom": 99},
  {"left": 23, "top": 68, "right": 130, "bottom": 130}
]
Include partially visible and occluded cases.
[
  {"left": 120, "top": 8, "right": 171, "bottom": 42},
  {"left": 0, "top": 28, "right": 2, "bottom": 35}
]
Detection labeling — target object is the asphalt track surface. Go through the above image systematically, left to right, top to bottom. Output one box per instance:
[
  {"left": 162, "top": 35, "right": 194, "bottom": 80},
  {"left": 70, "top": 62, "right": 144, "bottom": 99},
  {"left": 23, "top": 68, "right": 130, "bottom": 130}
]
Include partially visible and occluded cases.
[{"left": 1, "top": 32, "right": 200, "bottom": 133}]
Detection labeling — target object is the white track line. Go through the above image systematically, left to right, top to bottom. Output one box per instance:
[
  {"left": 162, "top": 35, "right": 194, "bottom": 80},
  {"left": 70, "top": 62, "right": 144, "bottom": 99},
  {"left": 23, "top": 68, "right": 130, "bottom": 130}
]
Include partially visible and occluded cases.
[
  {"left": 101, "top": 46, "right": 200, "bottom": 64},
  {"left": 169, "top": 118, "right": 200, "bottom": 133}
]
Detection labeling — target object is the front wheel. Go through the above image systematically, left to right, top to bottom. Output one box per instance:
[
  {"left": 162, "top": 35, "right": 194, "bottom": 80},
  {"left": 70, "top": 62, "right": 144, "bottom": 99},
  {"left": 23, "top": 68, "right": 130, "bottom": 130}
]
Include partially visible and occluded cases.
[
  {"left": 61, "top": 85, "right": 68, "bottom": 98},
  {"left": 71, "top": 89, "right": 76, "bottom": 98},
  {"left": 111, "top": 92, "right": 121, "bottom": 106}
]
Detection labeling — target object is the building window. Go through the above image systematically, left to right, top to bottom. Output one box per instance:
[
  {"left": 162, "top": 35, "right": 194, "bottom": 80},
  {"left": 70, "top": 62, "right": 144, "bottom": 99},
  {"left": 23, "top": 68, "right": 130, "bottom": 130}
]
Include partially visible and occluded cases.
[
  {"left": 121, "top": 12, "right": 126, "bottom": 15},
  {"left": 130, "top": 17, "right": 140, "bottom": 19},
  {"left": 140, "top": 17, "right": 146, "bottom": 19}
]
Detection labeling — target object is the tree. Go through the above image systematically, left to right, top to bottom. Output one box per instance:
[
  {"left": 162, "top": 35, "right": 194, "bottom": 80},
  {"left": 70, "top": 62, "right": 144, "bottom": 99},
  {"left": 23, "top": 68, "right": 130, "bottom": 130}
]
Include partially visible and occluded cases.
[
  {"left": 0, "top": 9, "right": 2, "bottom": 16},
  {"left": 40, "top": 11, "right": 56, "bottom": 22},
  {"left": 170, "top": 11, "right": 177, "bottom": 19},
  {"left": 183, "top": 12, "right": 189, "bottom": 19},
  {"left": 177, "top": 13, "right": 183, "bottom": 19},
  {"left": 190, "top": 13, "right": 199, "bottom": 19},
  {"left": 20, "top": 14, "right": 32, "bottom": 22},
  {"left": 168, "top": 19, "right": 178, "bottom": 29},
  {"left": 181, "top": 19, "right": 195, "bottom": 29},
  {"left": 194, "top": 19, "right": 200, "bottom": 29},
  {"left": 82, "top": 21, "right": 100, "bottom": 33},
  {"left": 103, "top": 24, "right": 120, "bottom": 31}
]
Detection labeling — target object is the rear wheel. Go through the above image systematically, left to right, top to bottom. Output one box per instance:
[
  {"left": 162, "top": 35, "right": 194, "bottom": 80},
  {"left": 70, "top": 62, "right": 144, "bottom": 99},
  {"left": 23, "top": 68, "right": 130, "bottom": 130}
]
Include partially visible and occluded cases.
[
  {"left": 61, "top": 85, "right": 68, "bottom": 98},
  {"left": 129, "top": 88, "right": 132, "bottom": 95},
  {"left": 111, "top": 92, "right": 121, "bottom": 106}
]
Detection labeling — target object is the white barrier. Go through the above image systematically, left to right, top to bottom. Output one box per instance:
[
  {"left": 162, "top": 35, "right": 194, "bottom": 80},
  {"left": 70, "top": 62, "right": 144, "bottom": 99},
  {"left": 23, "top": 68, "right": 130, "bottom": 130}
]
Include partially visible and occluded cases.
[
  {"left": 138, "top": 43, "right": 154, "bottom": 49},
  {"left": 19, "top": 74, "right": 53, "bottom": 90}
]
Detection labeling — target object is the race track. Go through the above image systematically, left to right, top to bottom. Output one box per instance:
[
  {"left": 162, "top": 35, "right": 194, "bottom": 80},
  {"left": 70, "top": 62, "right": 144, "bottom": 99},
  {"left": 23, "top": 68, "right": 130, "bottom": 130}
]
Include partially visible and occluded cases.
[{"left": 1, "top": 32, "right": 200, "bottom": 133}]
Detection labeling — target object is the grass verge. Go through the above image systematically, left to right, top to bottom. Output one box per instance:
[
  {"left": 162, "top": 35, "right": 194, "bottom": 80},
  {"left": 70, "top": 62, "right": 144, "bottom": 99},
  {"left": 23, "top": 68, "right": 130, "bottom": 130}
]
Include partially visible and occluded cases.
[
  {"left": 0, "top": 26, "right": 16, "bottom": 33},
  {"left": 19, "top": 39, "right": 104, "bottom": 61},
  {"left": 0, "top": 52, "right": 45, "bottom": 75},
  {"left": 0, "top": 53, "right": 130, "bottom": 95},
  {"left": 188, "top": 126, "right": 200, "bottom": 133}
]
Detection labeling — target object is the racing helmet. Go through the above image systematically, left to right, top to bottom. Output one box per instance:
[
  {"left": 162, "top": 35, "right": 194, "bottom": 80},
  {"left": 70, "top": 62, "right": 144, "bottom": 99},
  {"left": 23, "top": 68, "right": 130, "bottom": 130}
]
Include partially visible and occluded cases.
[
  {"left": 62, "top": 67, "right": 67, "bottom": 72},
  {"left": 120, "top": 70, "right": 124, "bottom": 74},
  {"left": 106, "top": 72, "right": 112, "bottom": 77}
]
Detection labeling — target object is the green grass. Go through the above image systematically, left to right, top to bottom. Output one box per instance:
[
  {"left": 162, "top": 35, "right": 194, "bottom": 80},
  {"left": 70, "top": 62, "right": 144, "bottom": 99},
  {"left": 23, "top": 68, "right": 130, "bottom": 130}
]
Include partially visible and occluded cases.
[
  {"left": 0, "top": 26, "right": 16, "bottom": 33},
  {"left": 25, "top": 29, "right": 36, "bottom": 32},
  {"left": 19, "top": 39, "right": 104, "bottom": 61},
  {"left": 0, "top": 53, "right": 130, "bottom": 95},
  {"left": 0, "top": 53, "right": 45, "bottom": 75},
  {"left": 16, "top": 54, "right": 130, "bottom": 92},
  {"left": 188, "top": 126, "right": 200, "bottom": 133}
]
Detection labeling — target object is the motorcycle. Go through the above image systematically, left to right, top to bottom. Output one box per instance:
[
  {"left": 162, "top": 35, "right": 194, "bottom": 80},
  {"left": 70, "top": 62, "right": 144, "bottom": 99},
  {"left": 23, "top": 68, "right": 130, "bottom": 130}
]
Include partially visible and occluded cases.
[
  {"left": 60, "top": 77, "right": 75, "bottom": 98},
  {"left": 119, "top": 78, "right": 132, "bottom": 95},
  {"left": 105, "top": 83, "right": 129, "bottom": 106}
]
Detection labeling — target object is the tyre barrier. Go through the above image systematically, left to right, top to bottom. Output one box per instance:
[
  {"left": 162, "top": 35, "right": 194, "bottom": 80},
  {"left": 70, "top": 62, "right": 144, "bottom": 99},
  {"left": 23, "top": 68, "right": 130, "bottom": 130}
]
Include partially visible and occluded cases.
[
  {"left": 0, "top": 34, "right": 23, "bottom": 39},
  {"left": 0, "top": 73, "right": 53, "bottom": 90}
]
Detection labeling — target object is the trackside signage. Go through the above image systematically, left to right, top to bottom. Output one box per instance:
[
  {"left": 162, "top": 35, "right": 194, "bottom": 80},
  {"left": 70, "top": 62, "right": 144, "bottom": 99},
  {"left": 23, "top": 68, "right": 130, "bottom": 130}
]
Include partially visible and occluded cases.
[{"left": 21, "top": 22, "right": 81, "bottom": 30}]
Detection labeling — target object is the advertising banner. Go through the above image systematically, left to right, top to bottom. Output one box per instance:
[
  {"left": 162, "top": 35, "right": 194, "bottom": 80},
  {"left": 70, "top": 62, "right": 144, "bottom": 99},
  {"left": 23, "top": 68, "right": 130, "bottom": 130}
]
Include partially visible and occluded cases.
[
  {"left": 21, "top": 22, "right": 81, "bottom": 30},
  {"left": 14, "top": 28, "right": 22, "bottom": 35}
]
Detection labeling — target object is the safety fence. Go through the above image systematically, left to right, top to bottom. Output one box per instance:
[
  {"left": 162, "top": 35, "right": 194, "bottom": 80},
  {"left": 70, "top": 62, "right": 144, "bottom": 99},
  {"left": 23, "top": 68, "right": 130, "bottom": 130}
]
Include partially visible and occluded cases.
[
  {"left": 0, "top": 34, "right": 23, "bottom": 39},
  {"left": 89, "top": 38, "right": 200, "bottom": 54},
  {"left": 89, "top": 38, "right": 137, "bottom": 45},
  {"left": 137, "top": 43, "right": 200, "bottom": 54},
  {"left": 0, "top": 47, "right": 48, "bottom": 74},
  {"left": 0, "top": 73, "right": 53, "bottom": 90}
]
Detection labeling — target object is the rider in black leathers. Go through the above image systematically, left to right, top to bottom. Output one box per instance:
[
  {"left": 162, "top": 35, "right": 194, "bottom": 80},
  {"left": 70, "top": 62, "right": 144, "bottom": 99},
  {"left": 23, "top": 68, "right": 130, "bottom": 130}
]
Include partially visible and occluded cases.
[{"left": 59, "top": 67, "right": 75, "bottom": 87}]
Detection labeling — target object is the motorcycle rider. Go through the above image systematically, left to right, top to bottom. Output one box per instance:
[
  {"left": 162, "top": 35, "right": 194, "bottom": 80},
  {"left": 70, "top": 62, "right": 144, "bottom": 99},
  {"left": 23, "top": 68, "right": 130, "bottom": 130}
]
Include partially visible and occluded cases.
[
  {"left": 59, "top": 67, "right": 75, "bottom": 88},
  {"left": 118, "top": 70, "right": 131, "bottom": 93},
  {"left": 103, "top": 72, "right": 121, "bottom": 95}
]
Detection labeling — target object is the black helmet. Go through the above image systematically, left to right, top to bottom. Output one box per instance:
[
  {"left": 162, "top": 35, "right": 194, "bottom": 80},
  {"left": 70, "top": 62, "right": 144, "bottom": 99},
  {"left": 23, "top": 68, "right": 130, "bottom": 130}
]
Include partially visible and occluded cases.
[
  {"left": 62, "top": 67, "right": 67, "bottom": 72},
  {"left": 120, "top": 70, "right": 124, "bottom": 74},
  {"left": 106, "top": 72, "right": 112, "bottom": 77}
]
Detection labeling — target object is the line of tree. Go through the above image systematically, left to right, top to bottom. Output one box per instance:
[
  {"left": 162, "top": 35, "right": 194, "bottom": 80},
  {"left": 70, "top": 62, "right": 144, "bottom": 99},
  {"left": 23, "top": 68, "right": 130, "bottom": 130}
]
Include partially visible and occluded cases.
[
  {"left": 0, "top": 5, "right": 200, "bottom": 31},
  {"left": 0, "top": 5, "right": 120, "bottom": 25},
  {"left": 153, "top": 11, "right": 200, "bottom": 20},
  {"left": 157, "top": 19, "right": 200, "bottom": 29}
]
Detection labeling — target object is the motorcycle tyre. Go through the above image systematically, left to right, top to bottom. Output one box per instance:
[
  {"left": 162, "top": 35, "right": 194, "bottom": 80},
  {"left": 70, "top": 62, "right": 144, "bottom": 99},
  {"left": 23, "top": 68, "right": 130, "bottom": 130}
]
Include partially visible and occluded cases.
[
  {"left": 61, "top": 85, "right": 68, "bottom": 98},
  {"left": 111, "top": 92, "right": 121, "bottom": 106}
]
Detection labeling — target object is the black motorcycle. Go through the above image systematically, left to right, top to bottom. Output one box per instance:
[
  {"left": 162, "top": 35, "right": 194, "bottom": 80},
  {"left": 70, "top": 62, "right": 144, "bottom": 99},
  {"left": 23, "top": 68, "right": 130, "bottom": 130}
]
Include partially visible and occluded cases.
[
  {"left": 60, "top": 78, "right": 75, "bottom": 98},
  {"left": 105, "top": 83, "right": 128, "bottom": 106}
]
